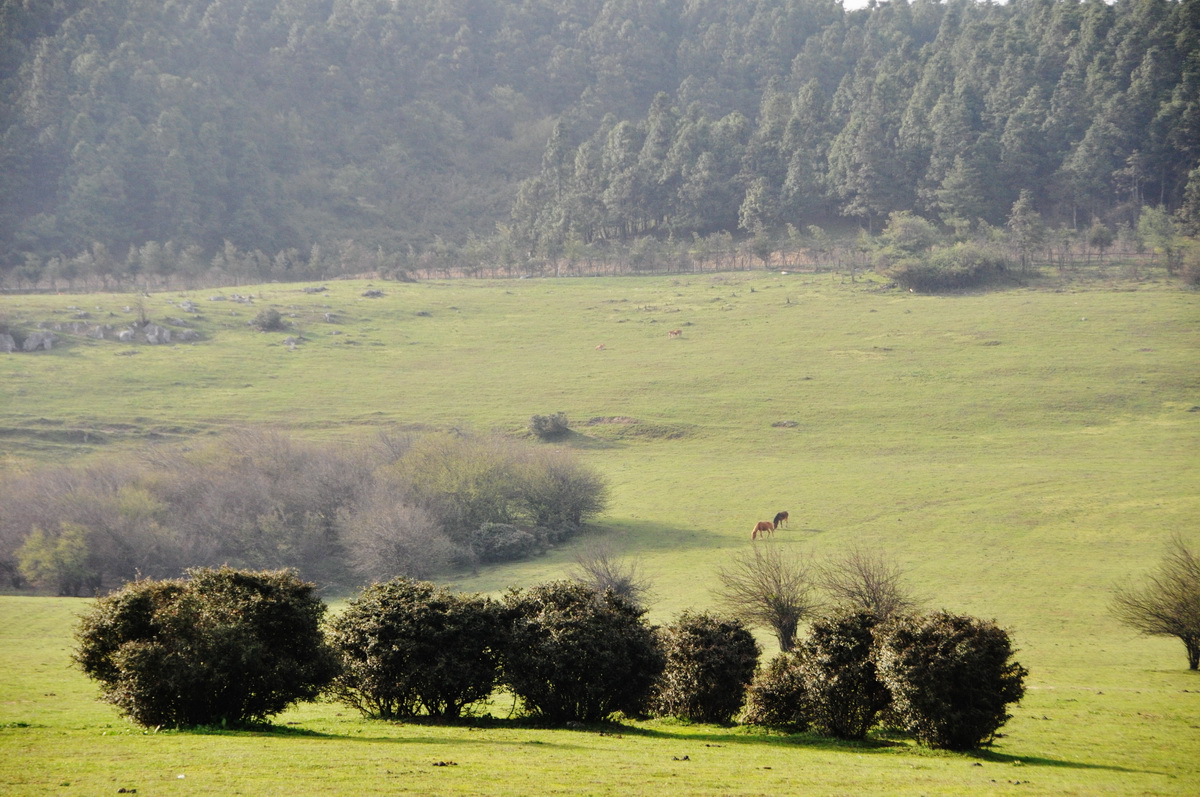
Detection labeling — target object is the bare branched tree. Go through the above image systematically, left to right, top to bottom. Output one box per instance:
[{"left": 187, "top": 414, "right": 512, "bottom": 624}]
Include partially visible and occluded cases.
[
  {"left": 339, "top": 482, "right": 462, "bottom": 582},
  {"left": 1112, "top": 535, "right": 1200, "bottom": 670},
  {"left": 570, "top": 541, "right": 653, "bottom": 608},
  {"left": 714, "top": 543, "right": 821, "bottom": 652},
  {"left": 818, "top": 546, "right": 920, "bottom": 622}
]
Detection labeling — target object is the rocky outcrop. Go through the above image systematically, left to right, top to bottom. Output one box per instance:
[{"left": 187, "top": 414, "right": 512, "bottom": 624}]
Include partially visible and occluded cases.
[{"left": 22, "top": 331, "right": 56, "bottom": 351}]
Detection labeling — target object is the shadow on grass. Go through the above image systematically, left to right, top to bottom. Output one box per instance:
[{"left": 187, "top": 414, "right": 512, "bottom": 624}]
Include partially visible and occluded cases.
[
  {"left": 543, "top": 428, "right": 622, "bottom": 450},
  {"left": 583, "top": 518, "right": 732, "bottom": 556},
  {"left": 173, "top": 717, "right": 1157, "bottom": 774},
  {"left": 970, "top": 748, "right": 1152, "bottom": 774}
]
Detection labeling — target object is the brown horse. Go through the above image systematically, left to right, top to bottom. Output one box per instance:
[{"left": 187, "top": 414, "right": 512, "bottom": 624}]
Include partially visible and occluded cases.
[
  {"left": 773, "top": 511, "right": 789, "bottom": 529},
  {"left": 751, "top": 521, "right": 774, "bottom": 540}
]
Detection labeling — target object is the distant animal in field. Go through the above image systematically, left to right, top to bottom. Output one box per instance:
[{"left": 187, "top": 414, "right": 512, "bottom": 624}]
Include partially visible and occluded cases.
[
  {"left": 667, "top": 329, "right": 682, "bottom": 338},
  {"left": 595, "top": 343, "right": 606, "bottom": 350},
  {"left": 773, "top": 511, "right": 789, "bottom": 529},
  {"left": 751, "top": 521, "right": 774, "bottom": 540}
]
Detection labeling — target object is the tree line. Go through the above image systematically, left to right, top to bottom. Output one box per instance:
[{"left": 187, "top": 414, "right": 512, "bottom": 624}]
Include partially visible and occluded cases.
[
  {"left": 2, "top": 0, "right": 1197, "bottom": 289},
  {"left": 1, "top": 429, "right": 607, "bottom": 594},
  {"left": 75, "top": 567, "right": 1029, "bottom": 753}
]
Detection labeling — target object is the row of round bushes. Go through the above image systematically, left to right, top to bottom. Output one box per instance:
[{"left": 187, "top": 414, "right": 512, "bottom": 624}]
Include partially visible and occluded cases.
[{"left": 75, "top": 567, "right": 1026, "bottom": 751}]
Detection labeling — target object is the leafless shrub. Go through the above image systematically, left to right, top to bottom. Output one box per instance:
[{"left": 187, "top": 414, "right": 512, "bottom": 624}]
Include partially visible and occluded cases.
[
  {"left": 1, "top": 427, "right": 606, "bottom": 591},
  {"left": 339, "top": 481, "right": 463, "bottom": 582},
  {"left": 1112, "top": 535, "right": 1200, "bottom": 669},
  {"left": 570, "top": 541, "right": 653, "bottom": 607},
  {"left": 714, "top": 544, "right": 822, "bottom": 652},
  {"left": 818, "top": 546, "right": 920, "bottom": 622}
]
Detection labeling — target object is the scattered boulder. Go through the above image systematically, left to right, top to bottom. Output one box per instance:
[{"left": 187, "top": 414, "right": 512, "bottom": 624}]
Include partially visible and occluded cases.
[
  {"left": 303, "top": 285, "right": 327, "bottom": 294},
  {"left": 362, "top": 289, "right": 385, "bottom": 298},
  {"left": 143, "top": 324, "right": 171, "bottom": 344},
  {"left": 117, "top": 329, "right": 135, "bottom": 342},
  {"left": 22, "top": 331, "right": 56, "bottom": 351},
  {"left": 0, "top": 333, "right": 15, "bottom": 353}
]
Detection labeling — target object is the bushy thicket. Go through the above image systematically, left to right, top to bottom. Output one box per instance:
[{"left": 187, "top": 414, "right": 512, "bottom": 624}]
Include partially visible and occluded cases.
[
  {"left": 887, "top": 243, "right": 1009, "bottom": 293},
  {"left": 251, "top": 307, "right": 287, "bottom": 331},
  {"left": 529, "top": 412, "right": 571, "bottom": 440},
  {"left": 0, "top": 429, "right": 607, "bottom": 591},
  {"left": 470, "top": 523, "right": 542, "bottom": 564},
  {"left": 73, "top": 567, "right": 338, "bottom": 728},
  {"left": 327, "top": 578, "right": 504, "bottom": 719},
  {"left": 499, "top": 581, "right": 663, "bottom": 723},
  {"left": 650, "top": 611, "right": 759, "bottom": 724},
  {"left": 740, "top": 611, "right": 1026, "bottom": 749},
  {"left": 796, "top": 613, "right": 891, "bottom": 740},
  {"left": 874, "top": 613, "right": 1028, "bottom": 751},
  {"left": 740, "top": 651, "right": 810, "bottom": 731}
]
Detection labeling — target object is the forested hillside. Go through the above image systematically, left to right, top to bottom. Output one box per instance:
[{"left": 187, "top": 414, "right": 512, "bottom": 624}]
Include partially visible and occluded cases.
[{"left": 2, "top": 0, "right": 1198, "bottom": 287}]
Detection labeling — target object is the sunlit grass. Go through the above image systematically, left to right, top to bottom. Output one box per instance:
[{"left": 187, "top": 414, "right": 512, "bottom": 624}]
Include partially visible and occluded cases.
[{"left": 1, "top": 268, "right": 1198, "bottom": 794}]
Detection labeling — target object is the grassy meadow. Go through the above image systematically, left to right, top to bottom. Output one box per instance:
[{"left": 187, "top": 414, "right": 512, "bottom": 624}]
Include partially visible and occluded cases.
[{"left": 1, "top": 267, "right": 1198, "bottom": 795}]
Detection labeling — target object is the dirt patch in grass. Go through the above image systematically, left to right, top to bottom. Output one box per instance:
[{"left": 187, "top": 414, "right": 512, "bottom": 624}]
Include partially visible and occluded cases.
[{"left": 585, "top": 416, "right": 640, "bottom": 425}]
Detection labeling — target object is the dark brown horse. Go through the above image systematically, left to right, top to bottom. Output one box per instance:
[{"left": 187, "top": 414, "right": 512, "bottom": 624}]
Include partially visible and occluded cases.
[
  {"left": 773, "top": 511, "right": 789, "bottom": 529},
  {"left": 752, "top": 521, "right": 774, "bottom": 540}
]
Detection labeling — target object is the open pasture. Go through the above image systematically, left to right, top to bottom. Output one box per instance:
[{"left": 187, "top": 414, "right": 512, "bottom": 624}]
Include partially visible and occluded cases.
[{"left": 1, "top": 270, "right": 1198, "bottom": 794}]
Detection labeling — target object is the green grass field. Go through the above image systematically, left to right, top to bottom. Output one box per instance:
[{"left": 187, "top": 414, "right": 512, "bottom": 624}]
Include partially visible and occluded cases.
[{"left": 2, "top": 268, "right": 1198, "bottom": 794}]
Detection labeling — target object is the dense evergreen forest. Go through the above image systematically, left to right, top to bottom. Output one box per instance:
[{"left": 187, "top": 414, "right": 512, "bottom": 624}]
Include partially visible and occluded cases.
[{"left": 1, "top": 0, "right": 1198, "bottom": 288}]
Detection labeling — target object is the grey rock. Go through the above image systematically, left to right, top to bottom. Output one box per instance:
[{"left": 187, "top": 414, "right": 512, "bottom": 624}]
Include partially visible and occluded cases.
[
  {"left": 143, "top": 324, "right": 171, "bottom": 344},
  {"left": 22, "top": 331, "right": 55, "bottom": 351}
]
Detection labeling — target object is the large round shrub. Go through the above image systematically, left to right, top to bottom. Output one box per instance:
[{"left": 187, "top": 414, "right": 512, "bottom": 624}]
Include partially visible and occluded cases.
[
  {"left": 886, "top": 243, "right": 1008, "bottom": 292},
  {"left": 471, "top": 522, "right": 539, "bottom": 563},
  {"left": 73, "top": 567, "right": 338, "bottom": 728},
  {"left": 327, "top": 578, "right": 503, "bottom": 719},
  {"left": 500, "top": 581, "right": 663, "bottom": 723},
  {"left": 650, "top": 611, "right": 759, "bottom": 723},
  {"left": 797, "top": 612, "right": 892, "bottom": 740},
  {"left": 875, "top": 612, "right": 1028, "bottom": 750},
  {"left": 740, "top": 651, "right": 811, "bottom": 731}
]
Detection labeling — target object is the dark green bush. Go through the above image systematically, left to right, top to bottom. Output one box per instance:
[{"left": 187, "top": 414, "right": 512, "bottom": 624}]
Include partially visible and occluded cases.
[
  {"left": 886, "top": 243, "right": 1008, "bottom": 292},
  {"left": 251, "top": 307, "right": 286, "bottom": 331},
  {"left": 529, "top": 412, "right": 570, "bottom": 440},
  {"left": 471, "top": 522, "right": 539, "bottom": 563},
  {"left": 73, "top": 567, "right": 338, "bottom": 728},
  {"left": 327, "top": 578, "right": 503, "bottom": 719},
  {"left": 500, "top": 580, "right": 663, "bottom": 723},
  {"left": 650, "top": 611, "right": 759, "bottom": 723},
  {"left": 797, "top": 612, "right": 892, "bottom": 740},
  {"left": 875, "top": 612, "right": 1027, "bottom": 750},
  {"left": 740, "top": 651, "right": 810, "bottom": 731}
]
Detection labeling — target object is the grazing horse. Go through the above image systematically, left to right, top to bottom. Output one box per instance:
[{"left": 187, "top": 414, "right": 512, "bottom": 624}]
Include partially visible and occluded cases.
[
  {"left": 773, "top": 511, "right": 789, "bottom": 529},
  {"left": 751, "top": 521, "right": 774, "bottom": 540}
]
